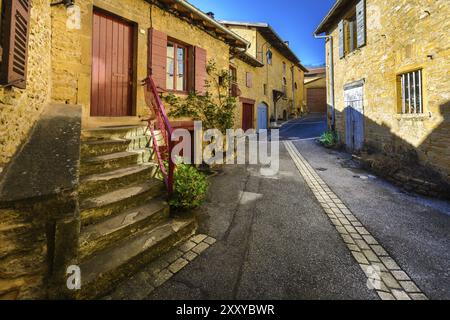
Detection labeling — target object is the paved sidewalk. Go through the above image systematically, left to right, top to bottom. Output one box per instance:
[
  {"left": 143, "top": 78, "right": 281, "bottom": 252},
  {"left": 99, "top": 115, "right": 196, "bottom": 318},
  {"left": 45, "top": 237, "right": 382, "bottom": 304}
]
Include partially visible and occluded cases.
[
  {"left": 138, "top": 113, "right": 450, "bottom": 300},
  {"left": 293, "top": 138, "right": 450, "bottom": 300},
  {"left": 146, "top": 144, "right": 377, "bottom": 299}
]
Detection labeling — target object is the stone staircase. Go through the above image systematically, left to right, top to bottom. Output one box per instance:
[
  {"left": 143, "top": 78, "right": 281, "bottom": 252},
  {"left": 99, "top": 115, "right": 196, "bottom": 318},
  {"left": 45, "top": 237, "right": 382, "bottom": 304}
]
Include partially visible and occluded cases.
[{"left": 76, "top": 126, "right": 196, "bottom": 299}]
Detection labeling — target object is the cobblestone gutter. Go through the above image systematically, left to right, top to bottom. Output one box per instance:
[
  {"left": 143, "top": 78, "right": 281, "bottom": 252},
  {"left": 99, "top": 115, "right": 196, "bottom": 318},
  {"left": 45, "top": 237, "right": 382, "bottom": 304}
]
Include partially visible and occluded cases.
[{"left": 285, "top": 141, "right": 428, "bottom": 300}]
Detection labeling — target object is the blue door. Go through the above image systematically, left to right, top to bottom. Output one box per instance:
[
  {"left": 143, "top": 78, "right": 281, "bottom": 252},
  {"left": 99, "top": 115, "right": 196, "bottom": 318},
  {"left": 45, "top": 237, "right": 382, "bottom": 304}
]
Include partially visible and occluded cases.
[
  {"left": 344, "top": 84, "right": 364, "bottom": 152},
  {"left": 257, "top": 104, "right": 268, "bottom": 131}
]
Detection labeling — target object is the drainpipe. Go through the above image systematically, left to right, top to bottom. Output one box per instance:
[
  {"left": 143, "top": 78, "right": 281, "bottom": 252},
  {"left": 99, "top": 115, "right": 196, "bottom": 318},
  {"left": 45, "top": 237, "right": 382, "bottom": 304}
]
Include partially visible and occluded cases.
[
  {"left": 314, "top": 34, "right": 335, "bottom": 131},
  {"left": 291, "top": 64, "right": 295, "bottom": 118}
]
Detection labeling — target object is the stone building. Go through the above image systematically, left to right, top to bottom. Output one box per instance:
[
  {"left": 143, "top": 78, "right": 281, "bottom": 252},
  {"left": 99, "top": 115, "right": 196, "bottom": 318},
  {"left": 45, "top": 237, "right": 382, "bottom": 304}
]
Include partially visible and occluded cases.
[
  {"left": 0, "top": 0, "right": 306, "bottom": 299},
  {"left": 315, "top": 0, "right": 450, "bottom": 191},
  {"left": 221, "top": 21, "right": 308, "bottom": 127},
  {"left": 304, "top": 67, "right": 327, "bottom": 114}
]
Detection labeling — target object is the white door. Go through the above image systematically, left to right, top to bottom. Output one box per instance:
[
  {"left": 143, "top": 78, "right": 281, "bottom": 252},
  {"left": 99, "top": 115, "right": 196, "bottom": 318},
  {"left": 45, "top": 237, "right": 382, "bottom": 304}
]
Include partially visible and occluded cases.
[{"left": 344, "top": 83, "right": 364, "bottom": 151}]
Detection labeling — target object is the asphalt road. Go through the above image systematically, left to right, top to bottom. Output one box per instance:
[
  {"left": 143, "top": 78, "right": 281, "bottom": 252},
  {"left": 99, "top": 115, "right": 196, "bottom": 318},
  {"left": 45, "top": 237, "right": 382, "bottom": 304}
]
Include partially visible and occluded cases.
[{"left": 147, "top": 113, "right": 450, "bottom": 300}]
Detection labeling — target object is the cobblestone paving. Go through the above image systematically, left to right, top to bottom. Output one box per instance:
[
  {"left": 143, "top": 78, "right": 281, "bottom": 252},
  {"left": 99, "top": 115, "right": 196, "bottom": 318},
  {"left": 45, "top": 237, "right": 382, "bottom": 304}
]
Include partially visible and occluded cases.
[
  {"left": 284, "top": 141, "right": 428, "bottom": 301},
  {"left": 103, "top": 234, "right": 216, "bottom": 300}
]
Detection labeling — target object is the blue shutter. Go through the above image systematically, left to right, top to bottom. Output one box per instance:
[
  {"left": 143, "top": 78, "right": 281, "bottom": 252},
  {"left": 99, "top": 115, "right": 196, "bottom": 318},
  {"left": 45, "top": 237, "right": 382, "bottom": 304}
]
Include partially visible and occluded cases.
[
  {"left": 356, "top": 0, "right": 366, "bottom": 48},
  {"left": 338, "top": 20, "right": 345, "bottom": 59}
]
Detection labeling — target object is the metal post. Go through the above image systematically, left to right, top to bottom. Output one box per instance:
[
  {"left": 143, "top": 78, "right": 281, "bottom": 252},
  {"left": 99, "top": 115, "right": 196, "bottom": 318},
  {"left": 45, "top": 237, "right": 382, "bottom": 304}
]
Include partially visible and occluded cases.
[
  {"left": 418, "top": 70, "right": 423, "bottom": 114},
  {"left": 413, "top": 71, "right": 417, "bottom": 113},
  {"left": 408, "top": 73, "right": 411, "bottom": 114},
  {"left": 401, "top": 74, "right": 405, "bottom": 114}
]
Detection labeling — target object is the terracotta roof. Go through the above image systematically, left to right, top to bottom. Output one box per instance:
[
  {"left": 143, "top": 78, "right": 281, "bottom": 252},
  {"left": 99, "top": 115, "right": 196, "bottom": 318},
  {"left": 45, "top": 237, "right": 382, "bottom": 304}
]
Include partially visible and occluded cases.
[
  {"left": 149, "top": 0, "right": 250, "bottom": 49},
  {"left": 314, "top": 0, "right": 356, "bottom": 35},
  {"left": 306, "top": 67, "right": 326, "bottom": 76}
]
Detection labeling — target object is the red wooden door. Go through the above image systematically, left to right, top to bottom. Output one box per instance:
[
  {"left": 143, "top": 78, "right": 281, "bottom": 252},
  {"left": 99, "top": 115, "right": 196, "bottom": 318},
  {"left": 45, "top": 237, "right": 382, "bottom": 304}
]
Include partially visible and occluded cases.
[
  {"left": 91, "top": 10, "right": 134, "bottom": 117},
  {"left": 242, "top": 103, "right": 254, "bottom": 131}
]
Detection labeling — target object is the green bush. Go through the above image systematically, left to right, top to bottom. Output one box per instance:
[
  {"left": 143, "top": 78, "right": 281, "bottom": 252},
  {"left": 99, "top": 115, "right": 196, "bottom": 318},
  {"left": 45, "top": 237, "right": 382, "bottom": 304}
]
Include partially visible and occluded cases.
[
  {"left": 319, "top": 131, "right": 338, "bottom": 148},
  {"left": 169, "top": 163, "right": 209, "bottom": 210}
]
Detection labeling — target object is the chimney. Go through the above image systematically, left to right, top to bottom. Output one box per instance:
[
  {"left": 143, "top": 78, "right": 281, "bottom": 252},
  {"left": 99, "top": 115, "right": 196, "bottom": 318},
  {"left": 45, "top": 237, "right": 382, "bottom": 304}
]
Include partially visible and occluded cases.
[
  {"left": 206, "top": 12, "right": 215, "bottom": 20},
  {"left": 284, "top": 41, "right": 290, "bottom": 47}
]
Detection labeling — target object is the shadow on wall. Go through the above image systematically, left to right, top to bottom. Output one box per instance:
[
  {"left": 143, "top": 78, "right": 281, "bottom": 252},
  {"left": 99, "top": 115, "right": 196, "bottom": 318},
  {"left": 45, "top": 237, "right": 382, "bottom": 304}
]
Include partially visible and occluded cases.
[{"left": 334, "top": 101, "right": 450, "bottom": 199}]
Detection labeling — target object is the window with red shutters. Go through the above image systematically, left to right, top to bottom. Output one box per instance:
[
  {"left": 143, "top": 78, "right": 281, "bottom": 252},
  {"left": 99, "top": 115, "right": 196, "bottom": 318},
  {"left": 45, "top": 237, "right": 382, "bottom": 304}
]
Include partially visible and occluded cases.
[
  {"left": 0, "top": 0, "right": 31, "bottom": 89},
  {"left": 148, "top": 28, "right": 207, "bottom": 95},
  {"left": 148, "top": 28, "right": 168, "bottom": 91},
  {"left": 194, "top": 46, "right": 206, "bottom": 95}
]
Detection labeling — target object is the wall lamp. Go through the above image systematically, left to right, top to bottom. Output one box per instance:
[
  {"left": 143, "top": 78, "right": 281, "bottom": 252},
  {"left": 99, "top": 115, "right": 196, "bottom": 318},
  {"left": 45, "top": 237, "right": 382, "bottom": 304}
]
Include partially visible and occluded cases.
[{"left": 51, "top": 0, "right": 75, "bottom": 8}]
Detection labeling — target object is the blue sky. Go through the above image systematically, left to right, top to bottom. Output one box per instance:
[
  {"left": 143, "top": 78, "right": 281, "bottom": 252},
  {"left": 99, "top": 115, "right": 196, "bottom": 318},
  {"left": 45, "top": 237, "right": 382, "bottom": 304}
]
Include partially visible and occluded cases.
[{"left": 188, "top": 0, "right": 336, "bottom": 67}]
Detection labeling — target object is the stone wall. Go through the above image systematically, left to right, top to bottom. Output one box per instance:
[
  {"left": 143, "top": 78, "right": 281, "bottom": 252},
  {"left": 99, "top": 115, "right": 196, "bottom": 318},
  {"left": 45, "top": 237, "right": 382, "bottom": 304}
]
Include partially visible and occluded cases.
[
  {"left": 0, "top": 0, "right": 52, "bottom": 170},
  {"left": 51, "top": 0, "right": 231, "bottom": 129},
  {"left": 326, "top": 0, "right": 450, "bottom": 181},
  {"left": 228, "top": 26, "right": 305, "bottom": 122},
  {"left": 0, "top": 104, "right": 82, "bottom": 300}
]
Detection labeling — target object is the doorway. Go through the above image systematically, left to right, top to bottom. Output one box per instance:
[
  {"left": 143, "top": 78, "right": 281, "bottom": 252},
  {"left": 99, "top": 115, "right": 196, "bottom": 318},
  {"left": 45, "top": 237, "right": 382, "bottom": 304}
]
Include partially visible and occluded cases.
[
  {"left": 91, "top": 9, "right": 135, "bottom": 117},
  {"left": 344, "top": 81, "right": 365, "bottom": 152},
  {"left": 242, "top": 103, "right": 254, "bottom": 131},
  {"left": 257, "top": 103, "right": 268, "bottom": 131}
]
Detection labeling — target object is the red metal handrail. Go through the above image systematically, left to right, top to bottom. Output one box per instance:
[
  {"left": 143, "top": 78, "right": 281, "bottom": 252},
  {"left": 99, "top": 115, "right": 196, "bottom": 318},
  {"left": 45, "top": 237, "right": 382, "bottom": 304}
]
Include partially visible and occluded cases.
[{"left": 143, "top": 75, "right": 175, "bottom": 195}]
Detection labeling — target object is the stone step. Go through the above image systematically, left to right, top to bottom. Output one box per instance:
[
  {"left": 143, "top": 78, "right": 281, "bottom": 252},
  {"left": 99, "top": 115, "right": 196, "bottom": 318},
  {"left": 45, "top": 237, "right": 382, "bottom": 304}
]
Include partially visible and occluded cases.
[
  {"left": 82, "top": 126, "right": 147, "bottom": 141},
  {"left": 81, "top": 139, "right": 131, "bottom": 159},
  {"left": 80, "top": 150, "right": 152, "bottom": 177},
  {"left": 79, "top": 163, "right": 159, "bottom": 200},
  {"left": 80, "top": 180, "right": 165, "bottom": 226},
  {"left": 79, "top": 198, "right": 170, "bottom": 261},
  {"left": 76, "top": 217, "right": 197, "bottom": 299}
]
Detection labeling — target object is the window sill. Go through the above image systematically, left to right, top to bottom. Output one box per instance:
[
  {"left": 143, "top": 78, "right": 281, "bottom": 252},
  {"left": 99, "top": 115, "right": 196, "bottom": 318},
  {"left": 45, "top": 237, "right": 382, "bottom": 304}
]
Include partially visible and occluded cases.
[
  {"left": 165, "top": 90, "right": 190, "bottom": 96},
  {"left": 394, "top": 113, "right": 430, "bottom": 120}
]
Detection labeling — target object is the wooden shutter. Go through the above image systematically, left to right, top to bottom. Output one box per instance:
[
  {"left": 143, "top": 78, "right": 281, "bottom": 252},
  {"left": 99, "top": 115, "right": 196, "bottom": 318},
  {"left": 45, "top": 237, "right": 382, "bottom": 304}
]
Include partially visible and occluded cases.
[
  {"left": 0, "top": 0, "right": 31, "bottom": 89},
  {"left": 356, "top": 0, "right": 366, "bottom": 48},
  {"left": 338, "top": 20, "right": 345, "bottom": 59},
  {"left": 349, "top": 21, "right": 355, "bottom": 52},
  {"left": 148, "top": 28, "right": 167, "bottom": 91},
  {"left": 194, "top": 46, "right": 207, "bottom": 94},
  {"left": 246, "top": 72, "right": 253, "bottom": 88}
]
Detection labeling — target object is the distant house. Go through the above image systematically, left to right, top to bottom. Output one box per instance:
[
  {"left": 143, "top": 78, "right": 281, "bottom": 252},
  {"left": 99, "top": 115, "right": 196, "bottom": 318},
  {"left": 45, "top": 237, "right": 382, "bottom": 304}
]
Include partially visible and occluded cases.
[
  {"left": 314, "top": 0, "right": 450, "bottom": 187},
  {"left": 220, "top": 21, "right": 308, "bottom": 124},
  {"left": 304, "top": 67, "right": 327, "bottom": 114}
]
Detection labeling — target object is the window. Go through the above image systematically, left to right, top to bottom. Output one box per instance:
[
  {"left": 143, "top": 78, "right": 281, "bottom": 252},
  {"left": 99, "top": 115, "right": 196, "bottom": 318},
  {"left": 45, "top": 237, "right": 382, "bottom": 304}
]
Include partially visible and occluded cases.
[
  {"left": 0, "top": 0, "right": 32, "bottom": 88},
  {"left": 0, "top": 0, "right": 3, "bottom": 63},
  {"left": 339, "top": 0, "right": 366, "bottom": 59},
  {"left": 345, "top": 11, "right": 358, "bottom": 54},
  {"left": 166, "top": 41, "right": 187, "bottom": 91},
  {"left": 266, "top": 50, "right": 272, "bottom": 65},
  {"left": 283, "top": 62, "right": 286, "bottom": 75},
  {"left": 229, "top": 65, "right": 238, "bottom": 97},
  {"left": 398, "top": 70, "right": 423, "bottom": 114},
  {"left": 246, "top": 72, "right": 252, "bottom": 88},
  {"left": 282, "top": 77, "right": 287, "bottom": 96},
  {"left": 295, "top": 82, "right": 298, "bottom": 90},
  {"left": 263, "top": 83, "right": 267, "bottom": 96}
]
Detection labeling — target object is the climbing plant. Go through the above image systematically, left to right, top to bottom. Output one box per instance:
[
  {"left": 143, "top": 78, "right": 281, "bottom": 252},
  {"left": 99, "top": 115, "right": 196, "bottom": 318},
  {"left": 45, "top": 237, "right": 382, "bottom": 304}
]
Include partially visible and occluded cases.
[{"left": 162, "top": 60, "right": 237, "bottom": 134}]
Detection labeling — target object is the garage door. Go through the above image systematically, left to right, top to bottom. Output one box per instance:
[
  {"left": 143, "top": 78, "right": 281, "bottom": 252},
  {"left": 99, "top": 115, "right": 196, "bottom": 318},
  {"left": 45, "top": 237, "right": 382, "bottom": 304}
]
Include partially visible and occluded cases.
[{"left": 307, "top": 88, "right": 327, "bottom": 113}]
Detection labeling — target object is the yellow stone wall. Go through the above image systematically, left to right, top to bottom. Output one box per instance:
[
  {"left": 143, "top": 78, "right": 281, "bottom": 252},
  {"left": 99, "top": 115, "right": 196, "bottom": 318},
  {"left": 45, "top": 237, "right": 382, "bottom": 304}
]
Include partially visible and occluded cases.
[
  {"left": 0, "top": 0, "right": 52, "bottom": 170},
  {"left": 51, "top": 0, "right": 230, "bottom": 128},
  {"left": 326, "top": 0, "right": 450, "bottom": 178},
  {"left": 228, "top": 26, "right": 305, "bottom": 123},
  {"left": 230, "top": 57, "right": 267, "bottom": 129}
]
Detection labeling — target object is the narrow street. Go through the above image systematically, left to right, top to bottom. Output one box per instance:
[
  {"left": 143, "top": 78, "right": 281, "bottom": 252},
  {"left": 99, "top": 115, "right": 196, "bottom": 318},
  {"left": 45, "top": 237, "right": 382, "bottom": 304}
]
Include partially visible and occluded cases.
[{"left": 119, "top": 114, "right": 450, "bottom": 300}]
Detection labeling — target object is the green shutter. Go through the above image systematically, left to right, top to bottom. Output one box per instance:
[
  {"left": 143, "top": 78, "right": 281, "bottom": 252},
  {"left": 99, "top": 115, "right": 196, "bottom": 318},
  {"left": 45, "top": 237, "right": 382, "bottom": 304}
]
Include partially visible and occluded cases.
[{"left": 356, "top": 0, "right": 366, "bottom": 48}]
